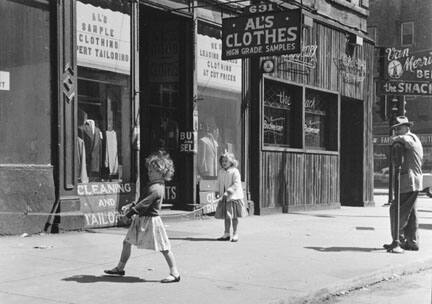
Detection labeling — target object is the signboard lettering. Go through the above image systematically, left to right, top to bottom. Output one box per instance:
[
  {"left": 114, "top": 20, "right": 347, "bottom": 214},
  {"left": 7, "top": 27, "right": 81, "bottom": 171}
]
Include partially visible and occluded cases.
[
  {"left": 76, "top": 1, "right": 130, "bottom": 75},
  {"left": 222, "top": 9, "right": 301, "bottom": 60},
  {"left": 197, "top": 34, "right": 241, "bottom": 92},
  {"left": 279, "top": 45, "right": 318, "bottom": 71},
  {"left": 382, "top": 47, "right": 432, "bottom": 96},
  {"left": 334, "top": 55, "right": 366, "bottom": 86},
  {"left": 179, "top": 131, "right": 197, "bottom": 153},
  {"left": 79, "top": 182, "right": 135, "bottom": 228}
]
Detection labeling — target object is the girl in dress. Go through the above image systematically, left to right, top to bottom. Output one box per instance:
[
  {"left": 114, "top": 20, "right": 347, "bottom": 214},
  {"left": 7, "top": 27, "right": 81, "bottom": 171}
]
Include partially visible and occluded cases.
[
  {"left": 104, "top": 150, "right": 180, "bottom": 283},
  {"left": 215, "top": 152, "right": 248, "bottom": 242}
]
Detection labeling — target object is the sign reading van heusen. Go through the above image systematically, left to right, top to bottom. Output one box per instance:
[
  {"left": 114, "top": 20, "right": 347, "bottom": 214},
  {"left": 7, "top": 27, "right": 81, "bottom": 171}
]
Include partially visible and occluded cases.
[
  {"left": 76, "top": 1, "right": 130, "bottom": 75},
  {"left": 221, "top": 9, "right": 301, "bottom": 60},
  {"left": 382, "top": 47, "right": 432, "bottom": 96}
]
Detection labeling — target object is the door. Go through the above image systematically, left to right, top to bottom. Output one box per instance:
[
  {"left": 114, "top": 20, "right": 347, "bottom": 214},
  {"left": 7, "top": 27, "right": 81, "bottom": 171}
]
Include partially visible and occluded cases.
[{"left": 340, "top": 97, "right": 364, "bottom": 206}]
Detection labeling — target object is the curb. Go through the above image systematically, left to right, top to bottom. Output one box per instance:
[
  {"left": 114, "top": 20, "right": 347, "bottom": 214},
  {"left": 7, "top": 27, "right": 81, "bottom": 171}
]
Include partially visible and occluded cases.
[{"left": 283, "top": 257, "right": 432, "bottom": 304}]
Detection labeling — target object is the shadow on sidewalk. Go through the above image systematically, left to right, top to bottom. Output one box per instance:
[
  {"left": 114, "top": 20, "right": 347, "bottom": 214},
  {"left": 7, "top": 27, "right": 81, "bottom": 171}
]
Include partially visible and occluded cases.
[
  {"left": 170, "top": 237, "right": 219, "bottom": 241},
  {"left": 305, "top": 246, "right": 383, "bottom": 252},
  {"left": 62, "top": 275, "right": 156, "bottom": 283}
]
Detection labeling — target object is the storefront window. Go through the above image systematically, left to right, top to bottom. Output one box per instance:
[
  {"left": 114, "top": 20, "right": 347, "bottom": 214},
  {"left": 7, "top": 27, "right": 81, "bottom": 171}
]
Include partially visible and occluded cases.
[
  {"left": 75, "top": 0, "right": 134, "bottom": 228},
  {"left": 76, "top": 0, "right": 131, "bottom": 183},
  {"left": 197, "top": 22, "right": 242, "bottom": 179},
  {"left": 263, "top": 79, "right": 302, "bottom": 148},
  {"left": 304, "top": 88, "right": 338, "bottom": 151}
]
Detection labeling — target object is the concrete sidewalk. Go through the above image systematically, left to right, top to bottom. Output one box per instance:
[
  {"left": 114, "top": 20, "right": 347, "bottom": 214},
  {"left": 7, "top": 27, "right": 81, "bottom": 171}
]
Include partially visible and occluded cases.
[{"left": 1, "top": 195, "right": 432, "bottom": 304}]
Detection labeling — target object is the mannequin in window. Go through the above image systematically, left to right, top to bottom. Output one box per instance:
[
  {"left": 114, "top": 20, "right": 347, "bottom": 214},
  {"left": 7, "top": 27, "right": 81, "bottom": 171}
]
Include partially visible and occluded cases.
[
  {"left": 78, "top": 111, "right": 102, "bottom": 181},
  {"left": 198, "top": 118, "right": 219, "bottom": 178}
]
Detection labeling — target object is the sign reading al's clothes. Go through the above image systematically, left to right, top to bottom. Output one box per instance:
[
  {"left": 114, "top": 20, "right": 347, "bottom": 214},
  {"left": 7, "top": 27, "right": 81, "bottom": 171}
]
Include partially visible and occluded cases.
[
  {"left": 76, "top": 1, "right": 130, "bottom": 74},
  {"left": 222, "top": 9, "right": 301, "bottom": 60},
  {"left": 382, "top": 47, "right": 432, "bottom": 96}
]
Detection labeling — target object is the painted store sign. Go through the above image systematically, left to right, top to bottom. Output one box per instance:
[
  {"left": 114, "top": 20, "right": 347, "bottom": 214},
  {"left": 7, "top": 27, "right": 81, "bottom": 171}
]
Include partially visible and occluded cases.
[
  {"left": 76, "top": 1, "right": 130, "bottom": 75},
  {"left": 222, "top": 9, "right": 301, "bottom": 60},
  {"left": 197, "top": 34, "right": 242, "bottom": 92},
  {"left": 382, "top": 47, "right": 432, "bottom": 96},
  {"left": 78, "top": 182, "right": 135, "bottom": 228}
]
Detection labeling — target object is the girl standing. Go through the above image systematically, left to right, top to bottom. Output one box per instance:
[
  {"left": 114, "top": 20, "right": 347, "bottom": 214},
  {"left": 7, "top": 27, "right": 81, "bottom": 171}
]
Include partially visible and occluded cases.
[
  {"left": 104, "top": 150, "right": 180, "bottom": 283},
  {"left": 215, "top": 152, "right": 248, "bottom": 242}
]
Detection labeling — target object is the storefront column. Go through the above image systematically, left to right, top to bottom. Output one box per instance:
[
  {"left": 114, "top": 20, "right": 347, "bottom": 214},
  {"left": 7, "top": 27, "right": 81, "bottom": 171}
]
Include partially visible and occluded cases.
[{"left": 50, "top": 0, "right": 81, "bottom": 232}]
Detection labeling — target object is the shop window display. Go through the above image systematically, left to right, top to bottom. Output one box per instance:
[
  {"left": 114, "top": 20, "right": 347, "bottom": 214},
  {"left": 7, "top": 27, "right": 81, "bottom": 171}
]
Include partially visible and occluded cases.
[
  {"left": 76, "top": 0, "right": 131, "bottom": 183},
  {"left": 197, "top": 22, "right": 243, "bottom": 179},
  {"left": 263, "top": 79, "right": 302, "bottom": 148},
  {"left": 304, "top": 88, "right": 338, "bottom": 151}
]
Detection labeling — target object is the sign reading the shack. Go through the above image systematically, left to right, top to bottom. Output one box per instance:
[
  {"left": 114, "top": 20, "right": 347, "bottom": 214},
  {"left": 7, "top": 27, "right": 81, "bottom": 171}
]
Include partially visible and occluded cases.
[
  {"left": 222, "top": 9, "right": 301, "bottom": 60},
  {"left": 382, "top": 47, "right": 432, "bottom": 96}
]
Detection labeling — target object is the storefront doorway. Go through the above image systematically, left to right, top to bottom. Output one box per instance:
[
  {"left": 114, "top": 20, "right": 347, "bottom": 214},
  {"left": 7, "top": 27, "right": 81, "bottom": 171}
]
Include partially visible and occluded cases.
[
  {"left": 139, "top": 6, "right": 192, "bottom": 208},
  {"left": 340, "top": 97, "right": 364, "bottom": 205}
]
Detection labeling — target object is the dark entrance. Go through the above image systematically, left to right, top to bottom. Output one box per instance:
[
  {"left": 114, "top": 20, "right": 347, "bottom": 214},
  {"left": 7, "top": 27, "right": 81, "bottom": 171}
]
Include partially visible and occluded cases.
[
  {"left": 139, "top": 6, "right": 193, "bottom": 209},
  {"left": 340, "top": 97, "right": 364, "bottom": 206}
]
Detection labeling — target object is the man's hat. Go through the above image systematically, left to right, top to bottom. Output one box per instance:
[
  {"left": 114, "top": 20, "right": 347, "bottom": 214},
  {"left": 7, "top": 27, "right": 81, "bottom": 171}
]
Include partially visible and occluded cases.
[{"left": 390, "top": 116, "right": 414, "bottom": 129}]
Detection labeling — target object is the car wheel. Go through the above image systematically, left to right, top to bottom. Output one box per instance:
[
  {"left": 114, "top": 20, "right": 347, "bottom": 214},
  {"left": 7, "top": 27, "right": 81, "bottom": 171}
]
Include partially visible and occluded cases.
[{"left": 425, "top": 187, "right": 432, "bottom": 198}]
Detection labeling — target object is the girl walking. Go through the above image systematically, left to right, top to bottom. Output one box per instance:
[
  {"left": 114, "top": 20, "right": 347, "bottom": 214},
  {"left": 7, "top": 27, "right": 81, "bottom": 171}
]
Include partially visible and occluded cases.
[
  {"left": 104, "top": 150, "right": 180, "bottom": 283},
  {"left": 215, "top": 152, "right": 247, "bottom": 242}
]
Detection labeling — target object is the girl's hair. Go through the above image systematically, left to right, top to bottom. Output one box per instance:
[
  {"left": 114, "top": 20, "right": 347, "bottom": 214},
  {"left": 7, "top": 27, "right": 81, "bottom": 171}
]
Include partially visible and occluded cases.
[
  {"left": 145, "top": 150, "right": 175, "bottom": 181},
  {"left": 219, "top": 152, "right": 238, "bottom": 168}
]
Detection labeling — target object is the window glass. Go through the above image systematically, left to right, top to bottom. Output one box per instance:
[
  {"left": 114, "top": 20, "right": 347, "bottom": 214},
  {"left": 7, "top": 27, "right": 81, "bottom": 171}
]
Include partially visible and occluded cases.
[
  {"left": 0, "top": 0, "right": 51, "bottom": 164},
  {"left": 76, "top": 0, "right": 131, "bottom": 183},
  {"left": 197, "top": 22, "right": 242, "bottom": 179},
  {"left": 401, "top": 22, "right": 414, "bottom": 46},
  {"left": 263, "top": 79, "right": 302, "bottom": 148},
  {"left": 304, "top": 88, "right": 338, "bottom": 150}
]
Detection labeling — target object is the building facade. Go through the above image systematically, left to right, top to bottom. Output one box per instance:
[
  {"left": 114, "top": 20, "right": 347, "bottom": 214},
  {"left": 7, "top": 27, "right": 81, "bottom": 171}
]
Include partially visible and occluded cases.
[
  {"left": 0, "top": 0, "right": 373, "bottom": 235},
  {"left": 368, "top": 0, "right": 432, "bottom": 187}
]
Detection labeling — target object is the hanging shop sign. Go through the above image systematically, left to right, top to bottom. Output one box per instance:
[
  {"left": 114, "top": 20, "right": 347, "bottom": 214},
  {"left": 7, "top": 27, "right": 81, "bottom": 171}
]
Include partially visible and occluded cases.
[
  {"left": 76, "top": 1, "right": 130, "bottom": 75},
  {"left": 221, "top": 9, "right": 301, "bottom": 60},
  {"left": 197, "top": 34, "right": 242, "bottom": 92},
  {"left": 382, "top": 47, "right": 432, "bottom": 96},
  {"left": 0, "top": 71, "right": 10, "bottom": 91},
  {"left": 179, "top": 131, "right": 197, "bottom": 153},
  {"left": 78, "top": 182, "right": 135, "bottom": 228}
]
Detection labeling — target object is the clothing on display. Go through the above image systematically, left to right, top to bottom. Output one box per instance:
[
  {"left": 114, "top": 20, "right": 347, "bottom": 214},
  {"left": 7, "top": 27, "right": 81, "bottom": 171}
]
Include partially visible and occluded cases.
[
  {"left": 78, "top": 119, "right": 103, "bottom": 177},
  {"left": 104, "top": 130, "right": 119, "bottom": 175},
  {"left": 198, "top": 134, "right": 219, "bottom": 177}
]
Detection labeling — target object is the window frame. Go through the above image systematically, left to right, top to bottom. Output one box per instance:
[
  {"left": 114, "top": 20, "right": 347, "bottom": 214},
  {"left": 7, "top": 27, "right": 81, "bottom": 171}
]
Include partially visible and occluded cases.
[
  {"left": 401, "top": 21, "right": 414, "bottom": 46},
  {"left": 261, "top": 76, "right": 340, "bottom": 155}
]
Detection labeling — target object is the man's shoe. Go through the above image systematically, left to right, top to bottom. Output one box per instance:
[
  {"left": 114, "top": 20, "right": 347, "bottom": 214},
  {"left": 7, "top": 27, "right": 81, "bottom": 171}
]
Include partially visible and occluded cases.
[
  {"left": 401, "top": 243, "right": 419, "bottom": 251},
  {"left": 387, "top": 245, "right": 404, "bottom": 254},
  {"left": 104, "top": 267, "right": 125, "bottom": 276}
]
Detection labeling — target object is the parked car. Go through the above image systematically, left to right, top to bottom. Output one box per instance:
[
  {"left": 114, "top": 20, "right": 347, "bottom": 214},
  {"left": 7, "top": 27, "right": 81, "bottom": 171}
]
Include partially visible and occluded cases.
[{"left": 374, "top": 167, "right": 432, "bottom": 198}]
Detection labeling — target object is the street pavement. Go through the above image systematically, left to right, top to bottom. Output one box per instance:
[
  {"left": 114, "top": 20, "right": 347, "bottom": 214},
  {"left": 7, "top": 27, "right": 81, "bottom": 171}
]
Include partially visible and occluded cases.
[{"left": 1, "top": 194, "right": 432, "bottom": 304}]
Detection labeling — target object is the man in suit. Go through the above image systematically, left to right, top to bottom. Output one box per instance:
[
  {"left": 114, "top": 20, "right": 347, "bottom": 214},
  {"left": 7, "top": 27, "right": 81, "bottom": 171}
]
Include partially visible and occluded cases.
[{"left": 384, "top": 116, "right": 423, "bottom": 253}]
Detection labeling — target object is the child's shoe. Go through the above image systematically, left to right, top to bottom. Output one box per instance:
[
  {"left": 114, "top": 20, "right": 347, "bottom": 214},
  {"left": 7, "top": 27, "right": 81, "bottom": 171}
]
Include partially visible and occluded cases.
[
  {"left": 217, "top": 233, "right": 230, "bottom": 241},
  {"left": 231, "top": 234, "right": 239, "bottom": 242}
]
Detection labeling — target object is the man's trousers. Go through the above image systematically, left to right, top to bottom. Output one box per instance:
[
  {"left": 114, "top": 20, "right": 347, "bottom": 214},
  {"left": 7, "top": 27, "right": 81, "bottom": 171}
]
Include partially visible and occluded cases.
[{"left": 389, "top": 191, "right": 419, "bottom": 246}]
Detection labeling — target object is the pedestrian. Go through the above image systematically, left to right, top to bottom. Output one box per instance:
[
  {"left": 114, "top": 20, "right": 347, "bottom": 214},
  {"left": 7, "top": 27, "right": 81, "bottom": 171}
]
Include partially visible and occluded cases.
[
  {"left": 383, "top": 116, "right": 423, "bottom": 253},
  {"left": 104, "top": 150, "right": 180, "bottom": 283},
  {"left": 214, "top": 152, "right": 247, "bottom": 242}
]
